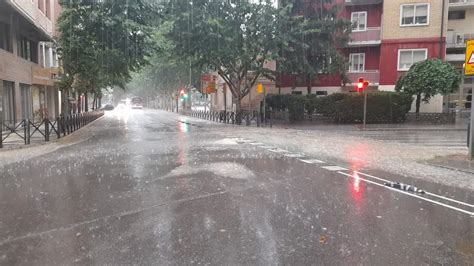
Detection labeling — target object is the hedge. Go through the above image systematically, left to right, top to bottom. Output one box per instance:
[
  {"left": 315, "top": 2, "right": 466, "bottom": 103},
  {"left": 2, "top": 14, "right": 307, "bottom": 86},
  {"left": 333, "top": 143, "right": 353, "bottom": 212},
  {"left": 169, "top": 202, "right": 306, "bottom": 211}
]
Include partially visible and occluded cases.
[{"left": 266, "top": 92, "right": 413, "bottom": 123}]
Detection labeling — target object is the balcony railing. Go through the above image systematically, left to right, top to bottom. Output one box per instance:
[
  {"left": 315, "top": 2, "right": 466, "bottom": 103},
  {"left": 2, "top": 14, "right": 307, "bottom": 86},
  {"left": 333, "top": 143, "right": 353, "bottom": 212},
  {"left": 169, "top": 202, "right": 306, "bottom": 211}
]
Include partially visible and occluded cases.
[
  {"left": 345, "top": 0, "right": 383, "bottom": 5},
  {"left": 449, "top": 0, "right": 474, "bottom": 4},
  {"left": 348, "top": 27, "right": 381, "bottom": 46},
  {"left": 446, "top": 30, "right": 474, "bottom": 48},
  {"left": 346, "top": 71, "right": 380, "bottom": 85}
]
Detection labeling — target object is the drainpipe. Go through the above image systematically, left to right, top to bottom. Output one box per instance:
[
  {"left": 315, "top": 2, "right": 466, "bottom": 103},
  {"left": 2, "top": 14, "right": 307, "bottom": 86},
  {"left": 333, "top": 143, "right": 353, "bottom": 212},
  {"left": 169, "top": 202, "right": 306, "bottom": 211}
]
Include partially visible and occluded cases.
[{"left": 440, "top": 0, "right": 446, "bottom": 60}]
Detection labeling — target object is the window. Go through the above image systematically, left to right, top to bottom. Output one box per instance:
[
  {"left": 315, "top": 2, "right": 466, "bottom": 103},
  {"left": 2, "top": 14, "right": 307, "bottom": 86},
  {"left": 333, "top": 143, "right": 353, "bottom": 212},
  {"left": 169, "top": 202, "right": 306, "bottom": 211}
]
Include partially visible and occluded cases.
[
  {"left": 45, "top": 0, "right": 51, "bottom": 18},
  {"left": 401, "top": 4, "right": 429, "bottom": 26},
  {"left": 448, "top": 11, "right": 465, "bottom": 20},
  {"left": 351, "top": 12, "right": 367, "bottom": 31},
  {"left": 0, "top": 22, "right": 12, "bottom": 52},
  {"left": 17, "top": 35, "right": 38, "bottom": 63},
  {"left": 398, "top": 49, "right": 427, "bottom": 71},
  {"left": 349, "top": 53, "right": 365, "bottom": 72},
  {"left": 2, "top": 81, "right": 16, "bottom": 123}
]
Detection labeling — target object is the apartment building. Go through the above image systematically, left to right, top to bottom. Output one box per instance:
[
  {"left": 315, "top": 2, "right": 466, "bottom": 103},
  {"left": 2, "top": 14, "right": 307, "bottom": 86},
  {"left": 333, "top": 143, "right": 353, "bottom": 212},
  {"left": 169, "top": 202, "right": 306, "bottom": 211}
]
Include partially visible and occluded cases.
[
  {"left": 0, "top": 0, "right": 61, "bottom": 124},
  {"left": 278, "top": 0, "right": 466, "bottom": 113},
  {"left": 445, "top": 0, "right": 474, "bottom": 113}
]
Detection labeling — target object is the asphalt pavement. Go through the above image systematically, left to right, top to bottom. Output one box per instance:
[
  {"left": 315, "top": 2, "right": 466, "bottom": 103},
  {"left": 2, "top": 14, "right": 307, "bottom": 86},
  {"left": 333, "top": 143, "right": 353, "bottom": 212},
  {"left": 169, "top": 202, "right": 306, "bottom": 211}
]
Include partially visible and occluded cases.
[{"left": 0, "top": 109, "right": 472, "bottom": 265}]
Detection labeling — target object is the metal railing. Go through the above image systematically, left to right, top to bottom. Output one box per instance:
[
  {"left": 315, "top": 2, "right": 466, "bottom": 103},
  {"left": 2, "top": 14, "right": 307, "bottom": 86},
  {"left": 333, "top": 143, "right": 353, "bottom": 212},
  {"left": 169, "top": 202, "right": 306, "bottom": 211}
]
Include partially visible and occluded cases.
[
  {"left": 449, "top": 0, "right": 474, "bottom": 4},
  {"left": 349, "top": 27, "right": 382, "bottom": 45},
  {"left": 447, "top": 30, "right": 474, "bottom": 47},
  {"left": 346, "top": 70, "right": 380, "bottom": 85},
  {"left": 1, "top": 110, "right": 104, "bottom": 148},
  {"left": 180, "top": 110, "right": 268, "bottom": 127}
]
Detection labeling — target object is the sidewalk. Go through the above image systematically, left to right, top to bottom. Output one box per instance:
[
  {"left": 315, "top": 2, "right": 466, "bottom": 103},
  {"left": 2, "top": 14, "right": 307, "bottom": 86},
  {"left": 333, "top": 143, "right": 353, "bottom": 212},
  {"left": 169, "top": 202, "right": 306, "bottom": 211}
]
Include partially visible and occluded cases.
[
  {"left": 274, "top": 121, "right": 468, "bottom": 132},
  {"left": 425, "top": 154, "right": 474, "bottom": 175}
]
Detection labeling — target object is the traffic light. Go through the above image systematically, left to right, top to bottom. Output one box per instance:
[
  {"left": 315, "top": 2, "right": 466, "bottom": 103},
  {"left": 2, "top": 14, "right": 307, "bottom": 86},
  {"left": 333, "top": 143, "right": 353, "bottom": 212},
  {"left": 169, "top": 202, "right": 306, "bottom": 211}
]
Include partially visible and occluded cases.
[
  {"left": 356, "top": 78, "right": 369, "bottom": 93},
  {"left": 257, "top": 83, "right": 263, "bottom": 94},
  {"left": 179, "top": 89, "right": 188, "bottom": 99}
]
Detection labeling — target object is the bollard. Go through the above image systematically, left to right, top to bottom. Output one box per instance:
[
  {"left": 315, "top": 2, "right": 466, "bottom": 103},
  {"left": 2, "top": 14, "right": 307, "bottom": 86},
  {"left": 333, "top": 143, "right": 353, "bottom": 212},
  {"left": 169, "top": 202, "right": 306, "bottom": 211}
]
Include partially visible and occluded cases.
[
  {"left": 270, "top": 108, "right": 273, "bottom": 128},
  {"left": 257, "top": 112, "right": 261, "bottom": 127},
  {"left": 45, "top": 118, "right": 50, "bottom": 142},
  {"left": 56, "top": 118, "right": 61, "bottom": 139},
  {"left": 0, "top": 119, "right": 3, "bottom": 149},
  {"left": 25, "top": 120, "right": 31, "bottom": 145},
  {"left": 468, "top": 123, "right": 470, "bottom": 148}
]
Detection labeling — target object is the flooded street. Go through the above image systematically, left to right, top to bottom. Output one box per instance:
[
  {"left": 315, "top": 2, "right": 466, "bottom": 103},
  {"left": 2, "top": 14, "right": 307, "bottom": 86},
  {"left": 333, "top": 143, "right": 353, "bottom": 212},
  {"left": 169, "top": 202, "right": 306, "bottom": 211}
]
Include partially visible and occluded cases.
[{"left": 0, "top": 109, "right": 472, "bottom": 265}]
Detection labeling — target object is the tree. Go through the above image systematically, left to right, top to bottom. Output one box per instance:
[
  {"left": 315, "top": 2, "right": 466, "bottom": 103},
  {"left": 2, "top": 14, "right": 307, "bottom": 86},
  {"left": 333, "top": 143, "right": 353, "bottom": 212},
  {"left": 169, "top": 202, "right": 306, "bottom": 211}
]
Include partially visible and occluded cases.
[
  {"left": 57, "top": 0, "right": 157, "bottom": 112},
  {"left": 163, "top": 0, "right": 300, "bottom": 113},
  {"left": 277, "top": 0, "right": 352, "bottom": 94},
  {"left": 125, "top": 20, "right": 202, "bottom": 107},
  {"left": 395, "top": 59, "right": 461, "bottom": 115}
]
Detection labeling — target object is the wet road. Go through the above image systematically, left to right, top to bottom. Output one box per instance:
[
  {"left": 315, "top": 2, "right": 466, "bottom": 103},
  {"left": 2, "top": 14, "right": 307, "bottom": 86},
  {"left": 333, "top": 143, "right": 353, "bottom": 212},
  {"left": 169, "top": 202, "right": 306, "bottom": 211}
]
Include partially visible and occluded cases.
[{"left": 0, "top": 109, "right": 473, "bottom": 265}]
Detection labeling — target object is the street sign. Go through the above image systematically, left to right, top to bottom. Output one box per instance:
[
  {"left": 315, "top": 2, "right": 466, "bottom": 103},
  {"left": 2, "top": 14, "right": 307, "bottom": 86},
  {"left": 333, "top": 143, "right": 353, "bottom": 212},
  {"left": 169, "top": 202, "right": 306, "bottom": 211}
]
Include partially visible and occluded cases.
[
  {"left": 465, "top": 40, "right": 474, "bottom": 76},
  {"left": 201, "top": 74, "right": 217, "bottom": 94}
]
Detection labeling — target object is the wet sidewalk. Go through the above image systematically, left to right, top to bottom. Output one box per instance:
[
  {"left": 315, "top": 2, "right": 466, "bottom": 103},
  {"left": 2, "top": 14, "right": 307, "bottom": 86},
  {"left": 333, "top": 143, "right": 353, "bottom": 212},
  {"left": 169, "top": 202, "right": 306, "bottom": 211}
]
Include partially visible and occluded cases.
[
  {"left": 273, "top": 121, "right": 468, "bottom": 132},
  {"left": 425, "top": 154, "right": 474, "bottom": 174}
]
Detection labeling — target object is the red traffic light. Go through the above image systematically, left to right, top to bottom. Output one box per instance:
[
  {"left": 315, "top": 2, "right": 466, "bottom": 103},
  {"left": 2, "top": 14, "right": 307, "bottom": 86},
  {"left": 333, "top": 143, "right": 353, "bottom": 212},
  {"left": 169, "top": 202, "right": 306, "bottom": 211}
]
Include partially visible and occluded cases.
[
  {"left": 356, "top": 78, "right": 369, "bottom": 92},
  {"left": 179, "top": 89, "right": 185, "bottom": 95}
]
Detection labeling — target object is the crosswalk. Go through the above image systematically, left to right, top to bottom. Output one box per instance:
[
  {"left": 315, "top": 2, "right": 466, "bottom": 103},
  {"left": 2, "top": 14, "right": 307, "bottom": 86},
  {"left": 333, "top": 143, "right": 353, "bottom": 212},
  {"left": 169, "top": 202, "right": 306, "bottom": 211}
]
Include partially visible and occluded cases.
[{"left": 346, "top": 130, "right": 467, "bottom": 148}]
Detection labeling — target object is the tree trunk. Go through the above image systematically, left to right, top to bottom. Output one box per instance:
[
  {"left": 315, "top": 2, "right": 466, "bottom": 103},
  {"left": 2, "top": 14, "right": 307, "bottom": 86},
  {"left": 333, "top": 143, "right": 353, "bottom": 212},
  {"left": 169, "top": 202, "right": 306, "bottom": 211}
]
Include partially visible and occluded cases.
[
  {"left": 307, "top": 74, "right": 312, "bottom": 95},
  {"left": 85, "top": 93, "right": 89, "bottom": 112},
  {"left": 415, "top": 93, "right": 421, "bottom": 118},
  {"left": 235, "top": 97, "right": 242, "bottom": 125}
]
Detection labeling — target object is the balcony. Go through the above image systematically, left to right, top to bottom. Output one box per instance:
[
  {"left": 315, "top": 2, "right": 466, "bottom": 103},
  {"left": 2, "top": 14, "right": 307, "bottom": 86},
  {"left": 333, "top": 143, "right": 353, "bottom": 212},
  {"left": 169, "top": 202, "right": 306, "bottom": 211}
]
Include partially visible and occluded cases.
[
  {"left": 345, "top": 0, "right": 383, "bottom": 5},
  {"left": 449, "top": 0, "right": 474, "bottom": 10},
  {"left": 348, "top": 27, "right": 382, "bottom": 47},
  {"left": 446, "top": 30, "right": 474, "bottom": 48},
  {"left": 32, "top": 65, "right": 59, "bottom": 86},
  {"left": 346, "top": 71, "right": 380, "bottom": 85}
]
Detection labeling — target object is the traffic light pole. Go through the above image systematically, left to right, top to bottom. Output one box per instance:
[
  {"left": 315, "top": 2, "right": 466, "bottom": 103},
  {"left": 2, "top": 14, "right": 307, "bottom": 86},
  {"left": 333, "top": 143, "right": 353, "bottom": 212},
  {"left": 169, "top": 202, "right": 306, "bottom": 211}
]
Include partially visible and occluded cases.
[{"left": 363, "top": 91, "right": 367, "bottom": 130}]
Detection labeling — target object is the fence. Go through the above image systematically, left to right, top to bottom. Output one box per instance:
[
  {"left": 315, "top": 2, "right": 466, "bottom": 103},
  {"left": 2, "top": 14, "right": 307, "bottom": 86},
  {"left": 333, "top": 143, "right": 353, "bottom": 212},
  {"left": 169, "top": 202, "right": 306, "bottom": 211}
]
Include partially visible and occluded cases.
[
  {"left": 0, "top": 110, "right": 104, "bottom": 148},
  {"left": 180, "top": 110, "right": 270, "bottom": 127}
]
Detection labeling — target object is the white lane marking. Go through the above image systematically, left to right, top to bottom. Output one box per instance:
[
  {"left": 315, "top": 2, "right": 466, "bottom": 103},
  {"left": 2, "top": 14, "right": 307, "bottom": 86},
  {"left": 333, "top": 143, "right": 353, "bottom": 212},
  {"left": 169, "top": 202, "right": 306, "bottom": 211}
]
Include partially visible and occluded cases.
[
  {"left": 249, "top": 142, "right": 264, "bottom": 146},
  {"left": 258, "top": 145, "right": 275, "bottom": 149},
  {"left": 268, "top": 148, "right": 289, "bottom": 153},
  {"left": 282, "top": 153, "right": 306, "bottom": 158},
  {"left": 299, "top": 159, "right": 325, "bottom": 164},
  {"left": 321, "top": 166, "right": 348, "bottom": 171},
  {"left": 355, "top": 171, "right": 474, "bottom": 209},
  {"left": 337, "top": 172, "right": 473, "bottom": 217},
  {"left": 423, "top": 191, "right": 474, "bottom": 208}
]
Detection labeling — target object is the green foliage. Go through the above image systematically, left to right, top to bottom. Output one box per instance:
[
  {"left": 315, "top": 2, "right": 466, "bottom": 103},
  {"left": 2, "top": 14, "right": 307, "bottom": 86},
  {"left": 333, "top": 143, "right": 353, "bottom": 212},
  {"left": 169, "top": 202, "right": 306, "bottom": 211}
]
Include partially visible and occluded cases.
[
  {"left": 57, "top": 0, "right": 158, "bottom": 94},
  {"left": 162, "top": 0, "right": 348, "bottom": 110},
  {"left": 163, "top": 0, "right": 286, "bottom": 108},
  {"left": 277, "top": 0, "right": 352, "bottom": 89},
  {"left": 126, "top": 20, "right": 201, "bottom": 99},
  {"left": 395, "top": 59, "right": 461, "bottom": 113},
  {"left": 266, "top": 92, "right": 413, "bottom": 123}
]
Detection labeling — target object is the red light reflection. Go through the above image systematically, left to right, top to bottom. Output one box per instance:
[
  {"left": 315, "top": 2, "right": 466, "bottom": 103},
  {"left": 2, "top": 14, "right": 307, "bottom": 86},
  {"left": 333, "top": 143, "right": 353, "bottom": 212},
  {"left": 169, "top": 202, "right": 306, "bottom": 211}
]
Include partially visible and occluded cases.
[{"left": 350, "top": 172, "right": 363, "bottom": 203}]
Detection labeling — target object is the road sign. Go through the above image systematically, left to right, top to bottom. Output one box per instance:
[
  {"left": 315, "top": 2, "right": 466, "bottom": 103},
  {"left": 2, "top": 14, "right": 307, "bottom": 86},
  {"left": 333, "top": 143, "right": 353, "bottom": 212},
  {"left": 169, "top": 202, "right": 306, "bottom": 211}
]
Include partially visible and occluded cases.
[{"left": 465, "top": 40, "right": 474, "bottom": 76}]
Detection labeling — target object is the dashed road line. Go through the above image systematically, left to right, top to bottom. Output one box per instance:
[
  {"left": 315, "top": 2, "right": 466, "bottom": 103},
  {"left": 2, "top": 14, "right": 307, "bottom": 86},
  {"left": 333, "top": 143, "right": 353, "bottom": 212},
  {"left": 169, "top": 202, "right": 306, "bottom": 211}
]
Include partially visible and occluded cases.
[
  {"left": 235, "top": 138, "right": 473, "bottom": 216},
  {"left": 248, "top": 142, "right": 264, "bottom": 146},
  {"left": 257, "top": 145, "right": 276, "bottom": 149},
  {"left": 268, "top": 148, "right": 289, "bottom": 153},
  {"left": 282, "top": 153, "right": 306, "bottom": 158},
  {"left": 299, "top": 159, "right": 325, "bottom": 164},
  {"left": 321, "top": 166, "right": 348, "bottom": 171}
]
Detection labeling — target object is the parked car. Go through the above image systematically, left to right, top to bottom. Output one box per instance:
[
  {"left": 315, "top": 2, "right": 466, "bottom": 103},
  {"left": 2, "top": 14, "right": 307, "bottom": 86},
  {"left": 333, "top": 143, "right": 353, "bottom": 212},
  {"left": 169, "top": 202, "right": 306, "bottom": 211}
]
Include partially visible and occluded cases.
[
  {"left": 131, "top": 97, "right": 143, "bottom": 109},
  {"left": 104, "top": 103, "right": 114, "bottom": 111}
]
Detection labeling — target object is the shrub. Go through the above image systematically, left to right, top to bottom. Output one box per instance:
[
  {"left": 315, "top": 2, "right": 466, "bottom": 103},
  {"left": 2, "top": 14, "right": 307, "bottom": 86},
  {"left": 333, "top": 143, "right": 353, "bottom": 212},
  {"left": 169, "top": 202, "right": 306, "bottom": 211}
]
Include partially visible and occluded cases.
[{"left": 266, "top": 92, "right": 413, "bottom": 123}]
